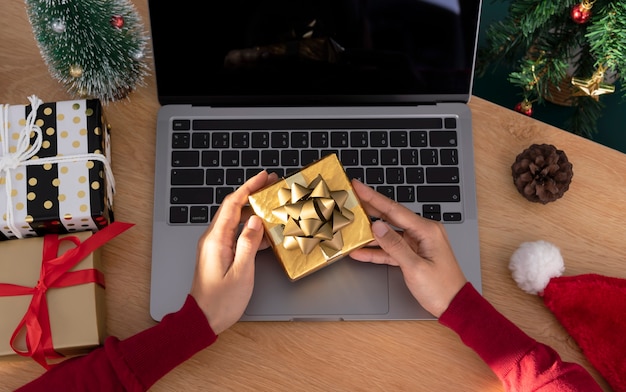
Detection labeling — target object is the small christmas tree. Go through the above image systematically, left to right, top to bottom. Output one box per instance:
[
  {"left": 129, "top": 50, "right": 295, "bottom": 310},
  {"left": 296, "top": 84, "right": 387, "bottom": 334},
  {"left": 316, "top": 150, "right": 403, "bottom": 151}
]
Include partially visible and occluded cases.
[
  {"left": 25, "top": 0, "right": 150, "bottom": 102},
  {"left": 477, "top": 0, "right": 626, "bottom": 138}
]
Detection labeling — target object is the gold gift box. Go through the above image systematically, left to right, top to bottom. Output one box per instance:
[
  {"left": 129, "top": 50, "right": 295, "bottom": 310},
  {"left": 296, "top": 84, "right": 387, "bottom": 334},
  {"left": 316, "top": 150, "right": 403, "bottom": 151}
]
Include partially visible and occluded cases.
[
  {"left": 249, "top": 154, "right": 374, "bottom": 281},
  {"left": 0, "top": 231, "right": 106, "bottom": 361}
]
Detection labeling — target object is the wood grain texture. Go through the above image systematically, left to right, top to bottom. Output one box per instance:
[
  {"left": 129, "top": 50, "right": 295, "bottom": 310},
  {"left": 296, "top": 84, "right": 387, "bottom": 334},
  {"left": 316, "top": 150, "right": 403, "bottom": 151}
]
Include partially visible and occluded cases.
[{"left": 1, "top": 2, "right": 623, "bottom": 391}]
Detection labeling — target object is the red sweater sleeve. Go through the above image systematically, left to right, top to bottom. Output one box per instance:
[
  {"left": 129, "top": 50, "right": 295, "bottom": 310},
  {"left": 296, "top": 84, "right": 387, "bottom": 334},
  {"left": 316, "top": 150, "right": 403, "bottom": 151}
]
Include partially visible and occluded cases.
[
  {"left": 439, "top": 282, "right": 602, "bottom": 392},
  {"left": 16, "top": 295, "right": 217, "bottom": 392}
]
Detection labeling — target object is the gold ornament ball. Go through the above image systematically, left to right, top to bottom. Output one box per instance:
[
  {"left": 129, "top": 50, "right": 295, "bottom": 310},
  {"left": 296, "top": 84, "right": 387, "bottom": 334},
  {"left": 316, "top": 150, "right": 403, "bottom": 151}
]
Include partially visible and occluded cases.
[{"left": 69, "top": 64, "right": 83, "bottom": 78}]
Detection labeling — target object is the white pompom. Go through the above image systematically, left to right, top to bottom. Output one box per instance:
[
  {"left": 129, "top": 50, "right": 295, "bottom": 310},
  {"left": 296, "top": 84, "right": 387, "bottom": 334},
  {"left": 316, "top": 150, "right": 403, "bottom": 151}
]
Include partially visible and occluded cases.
[{"left": 509, "top": 240, "right": 564, "bottom": 295}]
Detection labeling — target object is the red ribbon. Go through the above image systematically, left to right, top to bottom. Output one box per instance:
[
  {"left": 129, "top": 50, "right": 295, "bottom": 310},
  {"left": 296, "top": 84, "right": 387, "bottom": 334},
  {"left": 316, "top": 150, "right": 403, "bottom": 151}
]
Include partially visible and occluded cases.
[{"left": 0, "top": 221, "right": 133, "bottom": 369}]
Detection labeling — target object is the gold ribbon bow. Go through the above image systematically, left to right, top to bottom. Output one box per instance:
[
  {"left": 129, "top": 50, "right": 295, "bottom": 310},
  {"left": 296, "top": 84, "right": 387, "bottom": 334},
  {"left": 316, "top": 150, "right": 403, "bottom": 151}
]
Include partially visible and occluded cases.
[{"left": 271, "top": 174, "right": 354, "bottom": 257}]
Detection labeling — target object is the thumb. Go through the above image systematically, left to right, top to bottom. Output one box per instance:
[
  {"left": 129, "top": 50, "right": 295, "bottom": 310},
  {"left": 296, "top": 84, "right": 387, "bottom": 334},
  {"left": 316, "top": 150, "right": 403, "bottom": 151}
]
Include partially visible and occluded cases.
[{"left": 371, "top": 220, "right": 416, "bottom": 269}]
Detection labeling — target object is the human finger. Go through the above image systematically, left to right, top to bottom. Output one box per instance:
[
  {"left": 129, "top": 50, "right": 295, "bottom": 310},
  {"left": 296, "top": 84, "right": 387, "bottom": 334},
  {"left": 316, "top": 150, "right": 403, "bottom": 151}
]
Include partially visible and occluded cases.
[
  {"left": 211, "top": 170, "right": 271, "bottom": 228},
  {"left": 352, "top": 179, "right": 428, "bottom": 232}
]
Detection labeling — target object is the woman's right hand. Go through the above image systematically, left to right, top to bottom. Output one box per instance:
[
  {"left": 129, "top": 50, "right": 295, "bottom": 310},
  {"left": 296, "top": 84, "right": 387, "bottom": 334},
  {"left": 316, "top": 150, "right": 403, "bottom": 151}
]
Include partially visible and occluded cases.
[{"left": 349, "top": 179, "right": 467, "bottom": 317}]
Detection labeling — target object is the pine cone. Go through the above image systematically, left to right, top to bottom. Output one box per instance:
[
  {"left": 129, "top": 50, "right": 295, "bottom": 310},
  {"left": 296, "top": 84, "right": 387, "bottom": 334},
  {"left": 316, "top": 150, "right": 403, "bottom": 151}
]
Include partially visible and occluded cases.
[{"left": 511, "top": 144, "right": 573, "bottom": 204}]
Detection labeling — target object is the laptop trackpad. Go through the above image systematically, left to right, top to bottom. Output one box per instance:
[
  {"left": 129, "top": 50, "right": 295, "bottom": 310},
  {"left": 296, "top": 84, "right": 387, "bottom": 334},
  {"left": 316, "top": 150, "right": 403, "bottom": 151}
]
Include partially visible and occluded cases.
[{"left": 245, "top": 249, "right": 389, "bottom": 318}]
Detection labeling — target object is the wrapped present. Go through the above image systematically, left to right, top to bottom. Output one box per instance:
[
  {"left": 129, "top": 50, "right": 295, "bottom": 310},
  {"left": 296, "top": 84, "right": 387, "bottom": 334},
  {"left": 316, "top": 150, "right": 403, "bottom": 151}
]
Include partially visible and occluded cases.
[
  {"left": 0, "top": 95, "right": 114, "bottom": 241},
  {"left": 249, "top": 154, "right": 374, "bottom": 281},
  {"left": 0, "top": 221, "right": 133, "bottom": 369}
]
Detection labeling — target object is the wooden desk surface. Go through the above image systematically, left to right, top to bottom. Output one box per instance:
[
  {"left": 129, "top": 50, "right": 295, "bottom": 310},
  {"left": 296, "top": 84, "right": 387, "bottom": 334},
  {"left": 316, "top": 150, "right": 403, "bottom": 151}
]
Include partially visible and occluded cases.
[{"left": 1, "top": 2, "right": 624, "bottom": 391}]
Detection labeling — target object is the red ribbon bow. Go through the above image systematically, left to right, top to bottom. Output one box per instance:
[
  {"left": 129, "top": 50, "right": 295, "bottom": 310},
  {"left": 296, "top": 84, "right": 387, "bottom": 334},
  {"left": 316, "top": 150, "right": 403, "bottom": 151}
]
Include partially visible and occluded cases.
[{"left": 0, "top": 221, "right": 133, "bottom": 369}]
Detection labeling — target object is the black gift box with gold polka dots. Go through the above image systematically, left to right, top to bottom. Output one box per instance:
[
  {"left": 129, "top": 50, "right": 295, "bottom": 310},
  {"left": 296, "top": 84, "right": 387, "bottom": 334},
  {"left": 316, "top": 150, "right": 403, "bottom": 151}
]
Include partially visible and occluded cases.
[{"left": 0, "top": 98, "right": 113, "bottom": 240}]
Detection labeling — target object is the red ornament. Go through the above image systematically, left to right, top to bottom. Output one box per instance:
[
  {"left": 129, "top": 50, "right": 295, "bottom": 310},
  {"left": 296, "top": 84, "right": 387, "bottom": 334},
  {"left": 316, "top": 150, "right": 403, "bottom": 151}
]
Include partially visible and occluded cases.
[
  {"left": 571, "top": 3, "right": 592, "bottom": 24},
  {"left": 110, "top": 15, "right": 125, "bottom": 29},
  {"left": 514, "top": 100, "right": 533, "bottom": 116}
]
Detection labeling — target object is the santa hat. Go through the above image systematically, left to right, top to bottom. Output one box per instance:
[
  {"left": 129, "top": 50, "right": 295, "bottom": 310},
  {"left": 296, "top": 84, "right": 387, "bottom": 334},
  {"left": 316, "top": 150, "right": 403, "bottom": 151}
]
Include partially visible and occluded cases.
[{"left": 509, "top": 240, "right": 626, "bottom": 392}]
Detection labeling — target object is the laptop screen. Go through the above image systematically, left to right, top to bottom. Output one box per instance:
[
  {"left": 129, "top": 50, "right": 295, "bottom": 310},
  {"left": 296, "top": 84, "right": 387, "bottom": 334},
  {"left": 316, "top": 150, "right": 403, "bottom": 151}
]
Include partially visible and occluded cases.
[{"left": 149, "top": 0, "right": 482, "bottom": 106}]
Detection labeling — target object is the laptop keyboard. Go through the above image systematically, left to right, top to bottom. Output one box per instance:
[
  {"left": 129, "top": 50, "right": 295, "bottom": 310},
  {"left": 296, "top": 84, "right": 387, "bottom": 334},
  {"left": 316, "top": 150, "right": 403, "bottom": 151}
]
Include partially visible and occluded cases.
[{"left": 168, "top": 117, "right": 463, "bottom": 225}]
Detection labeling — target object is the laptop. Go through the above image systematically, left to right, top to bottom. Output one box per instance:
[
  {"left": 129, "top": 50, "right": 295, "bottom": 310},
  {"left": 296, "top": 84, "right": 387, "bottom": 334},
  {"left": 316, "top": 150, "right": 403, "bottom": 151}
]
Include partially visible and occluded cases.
[{"left": 148, "top": 0, "right": 483, "bottom": 322}]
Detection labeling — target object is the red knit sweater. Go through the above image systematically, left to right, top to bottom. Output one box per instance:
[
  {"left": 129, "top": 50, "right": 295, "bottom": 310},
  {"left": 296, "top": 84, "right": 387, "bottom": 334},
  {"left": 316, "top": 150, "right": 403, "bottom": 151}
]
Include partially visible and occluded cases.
[{"left": 16, "top": 283, "right": 601, "bottom": 391}]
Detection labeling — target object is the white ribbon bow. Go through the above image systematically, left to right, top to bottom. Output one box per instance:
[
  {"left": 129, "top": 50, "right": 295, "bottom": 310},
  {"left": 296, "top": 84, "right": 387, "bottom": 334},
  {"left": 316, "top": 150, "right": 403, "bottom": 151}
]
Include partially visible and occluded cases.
[{"left": 0, "top": 95, "right": 115, "bottom": 239}]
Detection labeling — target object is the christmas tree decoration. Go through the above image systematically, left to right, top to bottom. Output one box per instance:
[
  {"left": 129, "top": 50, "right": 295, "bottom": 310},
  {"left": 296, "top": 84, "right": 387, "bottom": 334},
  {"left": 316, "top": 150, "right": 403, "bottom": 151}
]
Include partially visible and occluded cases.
[
  {"left": 24, "top": 0, "right": 150, "bottom": 102},
  {"left": 571, "top": 0, "right": 594, "bottom": 24},
  {"left": 477, "top": 1, "right": 626, "bottom": 138},
  {"left": 571, "top": 64, "right": 616, "bottom": 100},
  {"left": 514, "top": 99, "right": 533, "bottom": 116},
  {"left": 511, "top": 144, "right": 573, "bottom": 204}
]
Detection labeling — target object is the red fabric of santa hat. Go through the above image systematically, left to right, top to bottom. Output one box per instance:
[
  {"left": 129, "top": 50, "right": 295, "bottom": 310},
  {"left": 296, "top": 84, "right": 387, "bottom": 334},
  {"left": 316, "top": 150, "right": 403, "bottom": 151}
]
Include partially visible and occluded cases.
[{"left": 510, "top": 240, "right": 626, "bottom": 392}]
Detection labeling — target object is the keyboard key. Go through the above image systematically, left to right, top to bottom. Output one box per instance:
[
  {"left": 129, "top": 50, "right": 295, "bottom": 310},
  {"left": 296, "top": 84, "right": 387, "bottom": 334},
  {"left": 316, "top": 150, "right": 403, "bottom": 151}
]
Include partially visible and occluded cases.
[
  {"left": 444, "top": 118, "right": 457, "bottom": 129},
  {"left": 172, "top": 119, "right": 190, "bottom": 131},
  {"left": 390, "top": 130, "right": 408, "bottom": 147},
  {"left": 410, "top": 130, "right": 427, "bottom": 147},
  {"left": 311, "top": 131, "right": 329, "bottom": 147},
  {"left": 331, "top": 131, "right": 348, "bottom": 147},
  {"left": 350, "top": 131, "right": 368, "bottom": 147},
  {"left": 370, "top": 131, "right": 388, "bottom": 147},
  {"left": 429, "top": 131, "right": 457, "bottom": 147},
  {"left": 212, "top": 132, "right": 229, "bottom": 148},
  {"left": 232, "top": 132, "right": 249, "bottom": 148},
  {"left": 252, "top": 132, "right": 269, "bottom": 148},
  {"left": 271, "top": 132, "right": 289, "bottom": 148},
  {"left": 291, "top": 132, "right": 309, "bottom": 148},
  {"left": 172, "top": 133, "right": 190, "bottom": 148},
  {"left": 192, "top": 133, "right": 210, "bottom": 148},
  {"left": 321, "top": 149, "right": 339, "bottom": 158},
  {"left": 381, "top": 149, "right": 398, "bottom": 165},
  {"left": 401, "top": 149, "right": 419, "bottom": 165},
  {"left": 420, "top": 149, "right": 438, "bottom": 165},
  {"left": 440, "top": 149, "right": 459, "bottom": 165},
  {"left": 222, "top": 150, "right": 240, "bottom": 166},
  {"left": 241, "top": 150, "right": 259, "bottom": 166},
  {"left": 261, "top": 150, "right": 279, "bottom": 166},
  {"left": 281, "top": 150, "right": 299, "bottom": 166},
  {"left": 301, "top": 150, "right": 319, "bottom": 166},
  {"left": 341, "top": 150, "right": 359, "bottom": 166},
  {"left": 361, "top": 150, "right": 378, "bottom": 165},
  {"left": 172, "top": 151, "right": 199, "bottom": 167},
  {"left": 201, "top": 151, "right": 219, "bottom": 167},
  {"left": 345, "top": 167, "right": 364, "bottom": 182},
  {"left": 385, "top": 167, "right": 404, "bottom": 184},
  {"left": 406, "top": 167, "right": 424, "bottom": 183},
  {"left": 426, "top": 167, "right": 459, "bottom": 183},
  {"left": 366, "top": 168, "right": 384, "bottom": 184},
  {"left": 171, "top": 169, "right": 204, "bottom": 185},
  {"left": 206, "top": 169, "right": 225, "bottom": 185},
  {"left": 226, "top": 169, "right": 245, "bottom": 185},
  {"left": 396, "top": 186, "right": 415, "bottom": 202},
  {"left": 417, "top": 186, "right": 460, "bottom": 202},
  {"left": 215, "top": 187, "right": 234, "bottom": 203},
  {"left": 171, "top": 188, "right": 213, "bottom": 204},
  {"left": 422, "top": 204, "right": 441, "bottom": 221},
  {"left": 423, "top": 204, "right": 440, "bottom": 213},
  {"left": 170, "top": 206, "right": 188, "bottom": 223},
  {"left": 190, "top": 206, "right": 209, "bottom": 223},
  {"left": 443, "top": 212, "right": 462, "bottom": 221}
]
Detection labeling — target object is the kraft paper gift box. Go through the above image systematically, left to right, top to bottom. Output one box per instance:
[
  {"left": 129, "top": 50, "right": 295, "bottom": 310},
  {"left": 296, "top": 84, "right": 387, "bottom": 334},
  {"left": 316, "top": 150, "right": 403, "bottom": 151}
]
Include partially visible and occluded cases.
[
  {"left": 0, "top": 96, "right": 114, "bottom": 241},
  {"left": 249, "top": 154, "right": 374, "bottom": 281},
  {"left": 0, "top": 222, "right": 133, "bottom": 368}
]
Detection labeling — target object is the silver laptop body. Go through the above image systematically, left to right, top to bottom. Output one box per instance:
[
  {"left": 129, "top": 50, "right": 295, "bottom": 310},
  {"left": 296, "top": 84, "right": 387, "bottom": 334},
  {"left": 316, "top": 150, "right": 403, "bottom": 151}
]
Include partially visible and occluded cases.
[{"left": 148, "top": 0, "right": 483, "bottom": 322}]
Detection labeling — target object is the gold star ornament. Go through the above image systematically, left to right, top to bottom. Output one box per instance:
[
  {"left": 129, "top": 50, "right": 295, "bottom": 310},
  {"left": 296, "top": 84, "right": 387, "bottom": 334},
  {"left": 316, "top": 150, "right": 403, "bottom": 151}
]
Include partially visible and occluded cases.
[{"left": 571, "top": 65, "right": 615, "bottom": 101}]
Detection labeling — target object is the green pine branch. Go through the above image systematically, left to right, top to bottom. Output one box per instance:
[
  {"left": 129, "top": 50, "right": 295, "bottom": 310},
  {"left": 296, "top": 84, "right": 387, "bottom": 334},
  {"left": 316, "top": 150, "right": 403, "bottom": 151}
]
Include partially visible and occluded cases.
[
  {"left": 25, "top": 0, "right": 150, "bottom": 102},
  {"left": 477, "top": 0, "right": 624, "bottom": 138}
]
